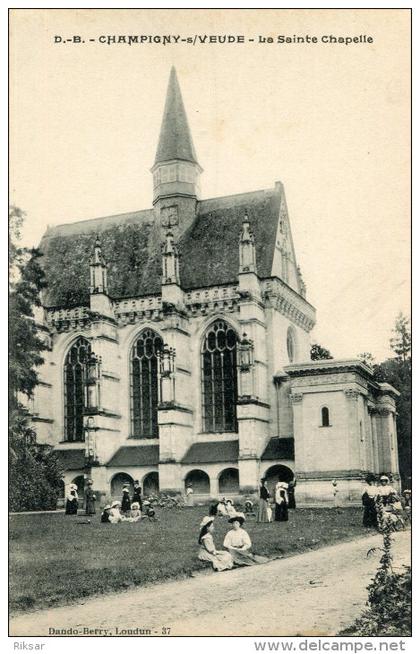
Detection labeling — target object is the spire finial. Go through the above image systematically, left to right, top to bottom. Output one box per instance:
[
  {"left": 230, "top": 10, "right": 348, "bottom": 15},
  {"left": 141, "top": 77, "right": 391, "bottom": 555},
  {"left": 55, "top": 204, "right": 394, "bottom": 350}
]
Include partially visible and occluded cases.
[{"left": 154, "top": 67, "right": 199, "bottom": 166}]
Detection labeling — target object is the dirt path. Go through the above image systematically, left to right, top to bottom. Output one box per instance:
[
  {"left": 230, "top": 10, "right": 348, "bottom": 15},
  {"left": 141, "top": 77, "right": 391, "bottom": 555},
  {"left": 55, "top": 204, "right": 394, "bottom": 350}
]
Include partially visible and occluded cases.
[{"left": 10, "top": 531, "right": 410, "bottom": 637}]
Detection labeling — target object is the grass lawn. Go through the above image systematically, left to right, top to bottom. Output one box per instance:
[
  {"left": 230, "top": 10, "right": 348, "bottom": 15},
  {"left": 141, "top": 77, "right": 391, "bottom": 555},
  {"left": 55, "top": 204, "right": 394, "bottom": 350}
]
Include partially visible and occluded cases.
[{"left": 10, "top": 506, "right": 370, "bottom": 614}]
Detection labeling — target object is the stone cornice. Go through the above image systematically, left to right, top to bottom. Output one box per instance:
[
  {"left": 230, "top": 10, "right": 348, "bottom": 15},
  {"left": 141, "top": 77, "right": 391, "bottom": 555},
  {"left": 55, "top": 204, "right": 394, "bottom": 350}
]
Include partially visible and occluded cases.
[
  {"left": 261, "top": 276, "right": 316, "bottom": 332},
  {"left": 285, "top": 359, "right": 375, "bottom": 383}
]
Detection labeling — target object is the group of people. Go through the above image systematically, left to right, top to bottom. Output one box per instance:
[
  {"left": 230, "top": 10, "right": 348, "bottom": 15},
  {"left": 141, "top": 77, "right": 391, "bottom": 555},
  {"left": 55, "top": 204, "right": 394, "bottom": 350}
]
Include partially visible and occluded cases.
[
  {"left": 362, "top": 474, "right": 411, "bottom": 530},
  {"left": 257, "top": 477, "right": 296, "bottom": 523},
  {"left": 65, "top": 479, "right": 145, "bottom": 521},
  {"left": 101, "top": 480, "right": 144, "bottom": 524},
  {"left": 65, "top": 481, "right": 96, "bottom": 515},
  {"left": 198, "top": 511, "right": 269, "bottom": 572}
]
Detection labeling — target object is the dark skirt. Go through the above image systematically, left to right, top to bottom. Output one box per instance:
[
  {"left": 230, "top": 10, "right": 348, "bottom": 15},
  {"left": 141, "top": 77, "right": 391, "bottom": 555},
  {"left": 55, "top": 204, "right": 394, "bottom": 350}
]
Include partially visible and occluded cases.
[
  {"left": 288, "top": 489, "right": 296, "bottom": 510},
  {"left": 85, "top": 491, "right": 96, "bottom": 515},
  {"left": 362, "top": 494, "right": 377, "bottom": 527},
  {"left": 121, "top": 496, "right": 131, "bottom": 513},
  {"left": 65, "top": 498, "right": 78, "bottom": 515},
  {"left": 275, "top": 502, "right": 288, "bottom": 522}
]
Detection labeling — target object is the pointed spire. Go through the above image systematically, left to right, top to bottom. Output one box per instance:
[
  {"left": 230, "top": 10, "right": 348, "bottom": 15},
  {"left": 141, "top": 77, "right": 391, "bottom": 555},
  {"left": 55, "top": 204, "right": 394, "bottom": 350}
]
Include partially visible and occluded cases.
[{"left": 154, "top": 67, "right": 199, "bottom": 165}]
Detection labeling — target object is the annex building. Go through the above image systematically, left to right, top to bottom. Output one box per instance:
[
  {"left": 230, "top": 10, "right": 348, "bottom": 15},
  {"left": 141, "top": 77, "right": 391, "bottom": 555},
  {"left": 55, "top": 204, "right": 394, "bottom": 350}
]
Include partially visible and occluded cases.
[{"left": 30, "top": 68, "right": 400, "bottom": 505}]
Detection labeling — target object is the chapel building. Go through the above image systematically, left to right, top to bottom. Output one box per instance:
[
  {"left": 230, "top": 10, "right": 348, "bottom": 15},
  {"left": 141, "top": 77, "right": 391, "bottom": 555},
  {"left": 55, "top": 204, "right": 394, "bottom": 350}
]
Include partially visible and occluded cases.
[{"left": 31, "top": 68, "right": 400, "bottom": 505}]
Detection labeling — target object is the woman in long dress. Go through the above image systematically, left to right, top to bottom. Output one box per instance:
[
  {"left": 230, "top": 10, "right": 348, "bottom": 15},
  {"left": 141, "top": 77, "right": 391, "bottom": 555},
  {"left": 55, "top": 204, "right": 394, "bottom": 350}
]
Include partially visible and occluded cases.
[
  {"left": 362, "top": 476, "right": 377, "bottom": 528},
  {"left": 257, "top": 478, "right": 270, "bottom": 523},
  {"left": 288, "top": 479, "right": 296, "bottom": 510},
  {"left": 85, "top": 480, "right": 96, "bottom": 515},
  {"left": 274, "top": 482, "right": 289, "bottom": 522},
  {"left": 65, "top": 485, "right": 78, "bottom": 515},
  {"left": 121, "top": 486, "right": 131, "bottom": 516},
  {"left": 223, "top": 515, "right": 268, "bottom": 565},
  {"left": 198, "top": 517, "right": 234, "bottom": 571}
]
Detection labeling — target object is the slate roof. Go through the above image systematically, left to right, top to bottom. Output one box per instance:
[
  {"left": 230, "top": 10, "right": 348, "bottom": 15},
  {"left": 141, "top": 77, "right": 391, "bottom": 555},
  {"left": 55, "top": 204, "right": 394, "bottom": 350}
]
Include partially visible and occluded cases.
[
  {"left": 154, "top": 67, "right": 199, "bottom": 165},
  {"left": 39, "top": 186, "right": 282, "bottom": 308},
  {"left": 261, "top": 437, "right": 295, "bottom": 461},
  {"left": 181, "top": 440, "right": 239, "bottom": 464},
  {"left": 106, "top": 445, "right": 159, "bottom": 467},
  {"left": 55, "top": 448, "right": 86, "bottom": 470}
]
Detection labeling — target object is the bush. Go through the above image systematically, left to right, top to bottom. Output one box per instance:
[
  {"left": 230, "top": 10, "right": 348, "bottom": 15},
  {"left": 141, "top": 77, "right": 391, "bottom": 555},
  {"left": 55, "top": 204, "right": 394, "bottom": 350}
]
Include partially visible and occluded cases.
[
  {"left": 9, "top": 408, "right": 64, "bottom": 512},
  {"left": 341, "top": 498, "right": 411, "bottom": 636},
  {"left": 344, "top": 566, "right": 411, "bottom": 636}
]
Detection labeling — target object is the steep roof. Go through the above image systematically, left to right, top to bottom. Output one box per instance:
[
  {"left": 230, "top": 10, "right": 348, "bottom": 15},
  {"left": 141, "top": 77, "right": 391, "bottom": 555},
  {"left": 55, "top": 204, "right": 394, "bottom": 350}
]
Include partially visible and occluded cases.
[
  {"left": 154, "top": 67, "right": 199, "bottom": 166},
  {"left": 39, "top": 186, "right": 281, "bottom": 307},
  {"left": 261, "top": 437, "right": 295, "bottom": 460},
  {"left": 181, "top": 440, "right": 239, "bottom": 464},
  {"left": 107, "top": 445, "right": 159, "bottom": 467},
  {"left": 55, "top": 448, "right": 86, "bottom": 470}
]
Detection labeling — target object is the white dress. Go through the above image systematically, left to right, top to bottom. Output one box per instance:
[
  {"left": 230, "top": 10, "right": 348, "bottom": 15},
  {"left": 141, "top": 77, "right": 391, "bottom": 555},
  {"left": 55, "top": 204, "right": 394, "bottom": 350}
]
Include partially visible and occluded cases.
[
  {"left": 223, "top": 528, "right": 257, "bottom": 566},
  {"left": 198, "top": 533, "right": 234, "bottom": 571}
]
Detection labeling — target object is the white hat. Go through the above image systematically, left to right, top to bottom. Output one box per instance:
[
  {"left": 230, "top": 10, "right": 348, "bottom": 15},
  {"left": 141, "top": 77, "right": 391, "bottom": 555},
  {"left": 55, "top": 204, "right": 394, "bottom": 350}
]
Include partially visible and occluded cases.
[
  {"left": 380, "top": 475, "right": 389, "bottom": 482},
  {"left": 69, "top": 483, "right": 78, "bottom": 491},
  {"left": 111, "top": 501, "right": 121, "bottom": 508},
  {"left": 131, "top": 502, "right": 140, "bottom": 509},
  {"left": 103, "top": 504, "right": 111, "bottom": 510},
  {"left": 200, "top": 516, "right": 215, "bottom": 529}
]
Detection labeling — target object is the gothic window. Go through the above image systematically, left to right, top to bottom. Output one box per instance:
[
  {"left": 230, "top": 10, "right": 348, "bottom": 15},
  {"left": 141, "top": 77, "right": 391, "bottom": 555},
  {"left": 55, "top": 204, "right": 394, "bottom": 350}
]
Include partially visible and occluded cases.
[
  {"left": 201, "top": 320, "right": 238, "bottom": 433},
  {"left": 287, "top": 327, "right": 296, "bottom": 363},
  {"left": 130, "top": 329, "right": 163, "bottom": 438},
  {"left": 64, "top": 337, "right": 91, "bottom": 442},
  {"left": 321, "top": 406, "right": 330, "bottom": 427}
]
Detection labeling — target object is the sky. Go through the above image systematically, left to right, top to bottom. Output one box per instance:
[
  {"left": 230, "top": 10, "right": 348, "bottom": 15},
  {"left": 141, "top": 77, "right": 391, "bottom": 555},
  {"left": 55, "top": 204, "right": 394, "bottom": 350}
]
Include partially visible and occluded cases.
[{"left": 9, "top": 8, "right": 410, "bottom": 362}]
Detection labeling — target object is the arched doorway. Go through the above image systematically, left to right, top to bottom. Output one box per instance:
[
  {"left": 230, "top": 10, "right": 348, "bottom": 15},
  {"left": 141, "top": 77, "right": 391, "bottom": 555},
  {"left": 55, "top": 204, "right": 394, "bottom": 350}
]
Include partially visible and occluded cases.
[
  {"left": 264, "top": 464, "right": 294, "bottom": 497},
  {"left": 219, "top": 468, "right": 239, "bottom": 494},
  {"left": 185, "top": 469, "right": 210, "bottom": 494},
  {"left": 111, "top": 472, "right": 134, "bottom": 499},
  {"left": 143, "top": 472, "right": 159, "bottom": 496},
  {"left": 71, "top": 475, "right": 85, "bottom": 500}
]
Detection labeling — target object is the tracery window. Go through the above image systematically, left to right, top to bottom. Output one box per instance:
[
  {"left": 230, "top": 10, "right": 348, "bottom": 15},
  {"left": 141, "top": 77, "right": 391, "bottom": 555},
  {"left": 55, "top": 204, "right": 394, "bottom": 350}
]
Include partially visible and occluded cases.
[
  {"left": 201, "top": 320, "right": 238, "bottom": 433},
  {"left": 130, "top": 329, "right": 163, "bottom": 438},
  {"left": 64, "top": 337, "right": 91, "bottom": 442}
]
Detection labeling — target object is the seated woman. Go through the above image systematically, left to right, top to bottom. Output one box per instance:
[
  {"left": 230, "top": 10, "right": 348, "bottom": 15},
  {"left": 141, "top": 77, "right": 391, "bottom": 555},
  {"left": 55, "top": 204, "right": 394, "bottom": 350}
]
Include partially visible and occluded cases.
[
  {"left": 224, "top": 499, "right": 238, "bottom": 519},
  {"left": 109, "top": 501, "right": 123, "bottom": 524},
  {"left": 129, "top": 501, "right": 141, "bottom": 521},
  {"left": 101, "top": 504, "right": 112, "bottom": 523},
  {"left": 223, "top": 515, "right": 268, "bottom": 566},
  {"left": 198, "top": 516, "right": 234, "bottom": 571}
]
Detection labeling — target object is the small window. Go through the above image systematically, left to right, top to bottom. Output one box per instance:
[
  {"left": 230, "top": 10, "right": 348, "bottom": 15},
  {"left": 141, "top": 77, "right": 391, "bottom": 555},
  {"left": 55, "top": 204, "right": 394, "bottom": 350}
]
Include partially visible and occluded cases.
[{"left": 321, "top": 406, "right": 330, "bottom": 427}]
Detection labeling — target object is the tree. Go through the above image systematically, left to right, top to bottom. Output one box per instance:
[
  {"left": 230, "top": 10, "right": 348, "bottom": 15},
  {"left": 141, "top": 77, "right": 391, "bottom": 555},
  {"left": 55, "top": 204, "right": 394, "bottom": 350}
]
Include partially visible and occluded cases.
[
  {"left": 9, "top": 206, "right": 63, "bottom": 510},
  {"left": 9, "top": 206, "right": 46, "bottom": 403},
  {"left": 390, "top": 312, "right": 411, "bottom": 362},
  {"left": 373, "top": 314, "right": 411, "bottom": 488},
  {"left": 310, "top": 343, "right": 333, "bottom": 360},
  {"left": 358, "top": 352, "right": 375, "bottom": 366}
]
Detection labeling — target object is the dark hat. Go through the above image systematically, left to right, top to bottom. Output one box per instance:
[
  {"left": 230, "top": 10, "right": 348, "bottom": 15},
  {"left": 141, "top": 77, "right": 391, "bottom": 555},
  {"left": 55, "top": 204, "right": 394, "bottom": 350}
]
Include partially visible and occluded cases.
[{"left": 228, "top": 514, "right": 245, "bottom": 525}]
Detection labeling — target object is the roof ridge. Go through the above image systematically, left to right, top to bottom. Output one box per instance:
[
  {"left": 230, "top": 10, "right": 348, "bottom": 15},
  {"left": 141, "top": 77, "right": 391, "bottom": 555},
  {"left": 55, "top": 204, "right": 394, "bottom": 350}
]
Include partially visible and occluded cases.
[
  {"left": 199, "top": 186, "right": 276, "bottom": 205},
  {"left": 43, "top": 207, "right": 154, "bottom": 236}
]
